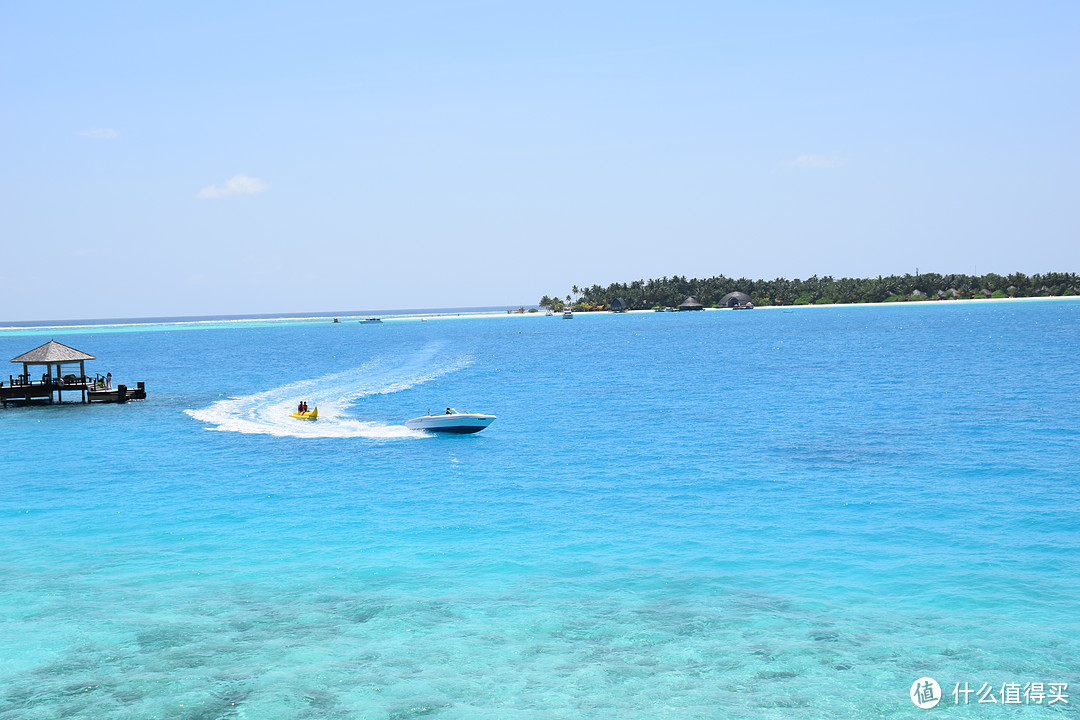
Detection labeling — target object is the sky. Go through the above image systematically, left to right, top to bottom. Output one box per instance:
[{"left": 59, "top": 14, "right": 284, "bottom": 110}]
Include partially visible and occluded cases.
[{"left": 2, "top": 1, "right": 1077, "bottom": 320}]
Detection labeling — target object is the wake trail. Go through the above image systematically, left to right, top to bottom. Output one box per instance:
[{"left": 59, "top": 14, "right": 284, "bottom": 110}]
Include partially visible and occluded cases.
[{"left": 184, "top": 344, "right": 470, "bottom": 438}]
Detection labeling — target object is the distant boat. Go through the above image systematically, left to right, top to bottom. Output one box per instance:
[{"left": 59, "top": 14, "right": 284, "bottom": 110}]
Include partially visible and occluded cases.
[
  {"left": 563, "top": 306, "right": 573, "bottom": 319},
  {"left": 545, "top": 309, "right": 553, "bottom": 316},
  {"left": 360, "top": 318, "right": 383, "bottom": 324},
  {"left": 290, "top": 407, "right": 318, "bottom": 420},
  {"left": 405, "top": 408, "right": 496, "bottom": 434}
]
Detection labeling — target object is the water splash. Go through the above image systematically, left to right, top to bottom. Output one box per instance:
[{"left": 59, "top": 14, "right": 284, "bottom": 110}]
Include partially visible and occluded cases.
[{"left": 184, "top": 346, "right": 470, "bottom": 438}]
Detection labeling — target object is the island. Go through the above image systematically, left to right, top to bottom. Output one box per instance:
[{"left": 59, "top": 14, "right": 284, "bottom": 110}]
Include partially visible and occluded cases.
[{"left": 540, "top": 271, "right": 1079, "bottom": 312}]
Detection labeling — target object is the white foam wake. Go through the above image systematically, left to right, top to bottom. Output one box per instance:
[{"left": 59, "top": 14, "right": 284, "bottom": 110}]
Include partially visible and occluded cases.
[{"left": 184, "top": 347, "right": 469, "bottom": 438}]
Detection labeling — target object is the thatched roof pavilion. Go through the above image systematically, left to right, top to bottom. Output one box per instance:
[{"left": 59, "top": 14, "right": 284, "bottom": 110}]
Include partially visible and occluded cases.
[
  {"left": 719, "top": 291, "right": 752, "bottom": 308},
  {"left": 678, "top": 296, "right": 704, "bottom": 311},
  {"left": 610, "top": 297, "right": 628, "bottom": 313},
  {"left": 3, "top": 340, "right": 144, "bottom": 407},
  {"left": 11, "top": 340, "right": 95, "bottom": 366},
  {"left": 8, "top": 341, "right": 95, "bottom": 403}
]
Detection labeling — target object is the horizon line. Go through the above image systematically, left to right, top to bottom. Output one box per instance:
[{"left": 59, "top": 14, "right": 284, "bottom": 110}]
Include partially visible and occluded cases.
[{"left": 0, "top": 304, "right": 540, "bottom": 329}]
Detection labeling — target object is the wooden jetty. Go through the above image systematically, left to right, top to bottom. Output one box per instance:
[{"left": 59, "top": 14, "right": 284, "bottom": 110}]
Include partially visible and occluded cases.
[{"left": 1, "top": 340, "right": 146, "bottom": 407}]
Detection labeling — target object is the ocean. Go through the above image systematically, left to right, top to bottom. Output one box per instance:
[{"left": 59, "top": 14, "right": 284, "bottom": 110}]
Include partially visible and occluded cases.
[{"left": 1, "top": 301, "right": 1077, "bottom": 719}]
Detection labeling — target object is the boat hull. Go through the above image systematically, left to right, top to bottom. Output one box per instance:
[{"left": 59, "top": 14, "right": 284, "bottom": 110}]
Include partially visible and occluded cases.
[
  {"left": 290, "top": 408, "right": 318, "bottom": 420},
  {"left": 405, "top": 413, "right": 495, "bottom": 434}
]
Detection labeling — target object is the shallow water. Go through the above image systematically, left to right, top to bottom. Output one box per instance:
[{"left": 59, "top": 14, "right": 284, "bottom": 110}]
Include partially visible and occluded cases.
[{"left": 2, "top": 302, "right": 1078, "bottom": 718}]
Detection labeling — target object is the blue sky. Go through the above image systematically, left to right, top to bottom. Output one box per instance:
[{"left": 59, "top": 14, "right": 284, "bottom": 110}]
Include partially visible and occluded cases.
[{"left": 2, "top": 1, "right": 1077, "bottom": 320}]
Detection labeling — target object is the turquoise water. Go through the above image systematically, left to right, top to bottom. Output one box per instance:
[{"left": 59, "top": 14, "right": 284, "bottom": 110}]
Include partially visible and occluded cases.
[{"left": 2, "top": 302, "right": 1078, "bottom": 719}]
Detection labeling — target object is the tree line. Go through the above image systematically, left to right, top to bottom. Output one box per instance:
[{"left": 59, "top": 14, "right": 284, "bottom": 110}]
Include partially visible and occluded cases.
[{"left": 539, "top": 272, "right": 1080, "bottom": 311}]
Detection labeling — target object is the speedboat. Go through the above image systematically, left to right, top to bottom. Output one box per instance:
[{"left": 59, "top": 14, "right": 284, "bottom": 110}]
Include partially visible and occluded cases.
[
  {"left": 562, "top": 306, "right": 573, "bottom": 319},
  {"left": 360, "top": 318, "right": 382, "bottom": 324},
  {"left": 290, "top": 407, "right": 318, "bottom": 420},
  {"left": 405, "top": 408, "right": 495, "bottom": 434}
]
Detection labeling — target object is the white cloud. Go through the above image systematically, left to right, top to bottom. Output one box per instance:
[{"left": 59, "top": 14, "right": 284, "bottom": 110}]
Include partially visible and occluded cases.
[
  {"left": 77, "top": 128, "right": 118, "bottom": 139},
  {"left": 792, "top": 154, "right": 843, "bottom": 169},
  {"left": 197, "top": 174, "right": 270, "bottom": 199}
]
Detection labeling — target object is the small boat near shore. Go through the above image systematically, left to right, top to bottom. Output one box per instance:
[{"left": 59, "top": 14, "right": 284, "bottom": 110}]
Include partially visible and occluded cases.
[
  {"left": 562, "top": 307, "right": 573, "bottom": 319},
  {"left": 360, "top": 318, "right": 383, "bottom": 324},
  {"left": 290, "top": 407, "right": 318, "bottom": 420},
  {"left": 405, "top": 408, "right": 495, "bottom": 434}
]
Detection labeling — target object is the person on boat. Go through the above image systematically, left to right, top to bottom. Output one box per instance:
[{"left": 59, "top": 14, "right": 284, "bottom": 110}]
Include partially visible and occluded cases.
[
  {"left": 106, "top": 372, "right": 112, "bottom": 389},
  {"left": 297, "top": 401, "right": 304, "bottom": 414},
  {"left": 445, "top": 408, "right": 453, "bottom": 414}
]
